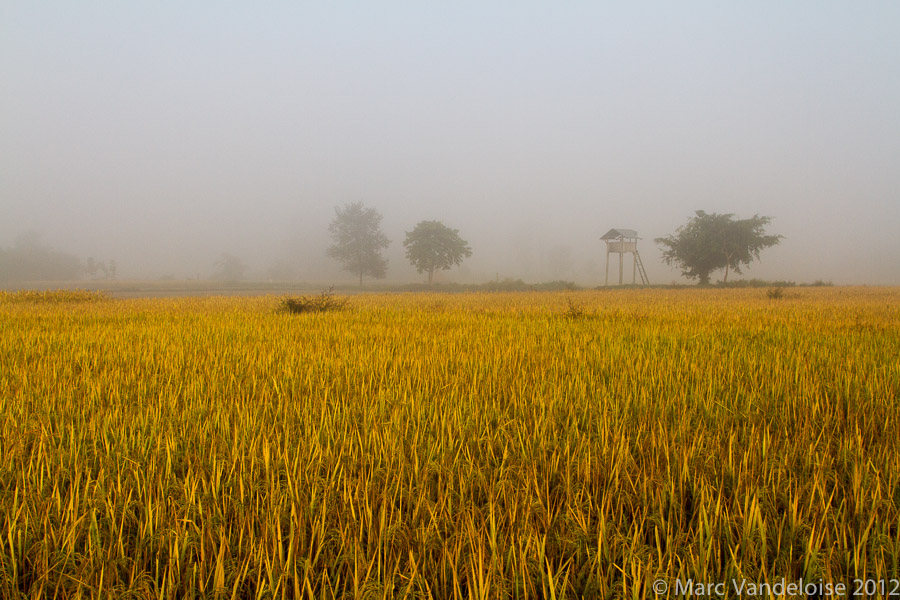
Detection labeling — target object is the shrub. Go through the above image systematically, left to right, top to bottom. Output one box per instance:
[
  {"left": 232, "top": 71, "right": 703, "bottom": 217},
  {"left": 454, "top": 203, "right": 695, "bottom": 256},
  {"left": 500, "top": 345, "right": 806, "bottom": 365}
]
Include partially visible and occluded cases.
[
  {"left": 719, "top": 279, "right": 796, "bottom": 288},
  {"left": 279, "top": 287, "right": 348, "bottom": 314},
  {"left": 564, "top": 297, "right": 586, "bottom": 319}
]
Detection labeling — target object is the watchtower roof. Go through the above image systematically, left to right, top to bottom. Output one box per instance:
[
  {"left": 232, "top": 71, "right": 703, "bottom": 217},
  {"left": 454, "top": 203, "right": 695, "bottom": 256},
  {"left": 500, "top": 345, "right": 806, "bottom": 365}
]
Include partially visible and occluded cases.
[{"left": 601, "top": 228, "right": 639, "bottom": 240}]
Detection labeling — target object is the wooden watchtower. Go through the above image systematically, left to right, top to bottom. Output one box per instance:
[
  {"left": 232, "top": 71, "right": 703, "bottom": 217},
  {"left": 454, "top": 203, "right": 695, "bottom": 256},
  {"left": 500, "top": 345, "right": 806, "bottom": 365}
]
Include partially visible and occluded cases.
[{"left": 601, "top": 228, "right": 649, "bottom": 286}]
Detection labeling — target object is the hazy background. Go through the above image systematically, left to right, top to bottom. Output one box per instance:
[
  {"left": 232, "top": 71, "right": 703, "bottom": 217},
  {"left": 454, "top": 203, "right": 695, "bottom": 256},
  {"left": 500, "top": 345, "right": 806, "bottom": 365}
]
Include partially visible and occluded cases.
[{"left": 3, "top": 2, "right": 899, "bottom": 285}]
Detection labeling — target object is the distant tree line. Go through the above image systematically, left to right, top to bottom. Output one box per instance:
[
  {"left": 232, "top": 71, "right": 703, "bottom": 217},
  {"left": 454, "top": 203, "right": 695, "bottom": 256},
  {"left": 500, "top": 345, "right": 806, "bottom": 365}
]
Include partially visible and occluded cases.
[
  {"left": 323, "top": 203, "right": 784, "bottom": 287},
  {"left": 4, "top": 208, "right": 783, "bottom": 287},
  {"left": 0, "top": 232, "right": 82, "bottom": 283},
  {"left": 0, "top": 232, "right": 122, "bottom": 285}
]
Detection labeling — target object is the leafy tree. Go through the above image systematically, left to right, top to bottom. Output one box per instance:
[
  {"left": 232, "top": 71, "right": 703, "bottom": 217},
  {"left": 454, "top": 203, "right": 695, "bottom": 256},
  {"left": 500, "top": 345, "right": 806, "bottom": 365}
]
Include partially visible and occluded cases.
[
  {"left": 327, "top": 201, "right": 390, "bottom": 286},
  {"left": 655, "top": 211, "right": 783, "bottom": 284},
  {"left": 403, "top": 220, "right": 472, "bottom": 284},
  {"left": 213, "top": 252, "right": 248, "bottom": 282}
]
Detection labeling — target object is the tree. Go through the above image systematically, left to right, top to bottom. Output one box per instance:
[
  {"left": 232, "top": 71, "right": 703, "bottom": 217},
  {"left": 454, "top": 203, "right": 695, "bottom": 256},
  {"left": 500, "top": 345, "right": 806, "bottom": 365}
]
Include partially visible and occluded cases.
[
  {"left": 327, "top": 201, "right": 390, "bottom": 286},
  {"left": 655, "top": 211, "right": 783, "bottom": 284},
  {"left": 403, "top": 220, "right": 472, "bottom": 284},
  {"left": 213, "top": 252, "right": 248, "bottom": 282},
  {"left": 86, "top": 257, "right": 110, "bottom": 279}
]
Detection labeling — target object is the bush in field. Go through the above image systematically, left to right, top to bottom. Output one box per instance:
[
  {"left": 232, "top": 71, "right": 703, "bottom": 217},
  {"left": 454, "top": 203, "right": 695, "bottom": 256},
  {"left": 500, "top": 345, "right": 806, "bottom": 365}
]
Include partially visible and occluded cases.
[
  {"left": 479, "top": 278, "right": 578, "bottom": 292},
  {"left": 718, "top": 279, "right": 796, "bottom": 288},
  {"left": 279, "top": 287, "right": 348, "bottom": 314},
  {"left": 564, "top": 297, "right": 587, "bottom": 319}
]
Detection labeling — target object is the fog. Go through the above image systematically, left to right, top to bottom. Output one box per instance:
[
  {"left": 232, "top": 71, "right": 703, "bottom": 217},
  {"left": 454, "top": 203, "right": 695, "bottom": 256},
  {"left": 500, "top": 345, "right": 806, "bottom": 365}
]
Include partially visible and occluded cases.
[{"left": 3, "top": 2, "right": 899, "bottom": 285}]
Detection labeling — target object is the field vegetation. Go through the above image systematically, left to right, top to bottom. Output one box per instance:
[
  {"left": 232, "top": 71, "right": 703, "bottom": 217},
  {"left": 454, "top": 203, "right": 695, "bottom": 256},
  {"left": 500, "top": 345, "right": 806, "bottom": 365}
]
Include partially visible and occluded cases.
[
  {"left": 1, "top": 287, "right": 898, "bottom": 598},
  {"left": 0, "top": 289, "right": 108, "bottom": 304}
]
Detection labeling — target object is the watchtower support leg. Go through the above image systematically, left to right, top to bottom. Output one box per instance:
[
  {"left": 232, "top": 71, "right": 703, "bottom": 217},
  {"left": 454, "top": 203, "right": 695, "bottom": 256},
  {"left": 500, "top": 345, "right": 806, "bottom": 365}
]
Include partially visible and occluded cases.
[
  {"left": 605, "top": 249, "right": 609, "bottom": 286},
  {"left": 619, "top": 252, "right": 623, "bottom": 286}
]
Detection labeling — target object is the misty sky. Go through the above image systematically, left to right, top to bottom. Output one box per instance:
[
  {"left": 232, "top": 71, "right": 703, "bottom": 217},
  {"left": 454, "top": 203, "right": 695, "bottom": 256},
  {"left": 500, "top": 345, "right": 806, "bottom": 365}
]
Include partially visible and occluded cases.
[{"left": 3, "top": 2, "right": 899, "bottom": 284}]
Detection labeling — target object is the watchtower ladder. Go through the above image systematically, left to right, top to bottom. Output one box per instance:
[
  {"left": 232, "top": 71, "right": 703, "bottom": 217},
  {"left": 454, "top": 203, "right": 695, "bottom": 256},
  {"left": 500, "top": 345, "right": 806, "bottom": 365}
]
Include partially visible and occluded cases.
[{"left": 634, "top": 251, "right": 650, "bottom": 286}]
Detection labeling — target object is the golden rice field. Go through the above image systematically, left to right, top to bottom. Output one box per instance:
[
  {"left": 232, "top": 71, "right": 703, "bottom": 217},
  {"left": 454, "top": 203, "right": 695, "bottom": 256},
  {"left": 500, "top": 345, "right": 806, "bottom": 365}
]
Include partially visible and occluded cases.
[{"left": 1, "top": 287, "right": 899, "bottom": 599}]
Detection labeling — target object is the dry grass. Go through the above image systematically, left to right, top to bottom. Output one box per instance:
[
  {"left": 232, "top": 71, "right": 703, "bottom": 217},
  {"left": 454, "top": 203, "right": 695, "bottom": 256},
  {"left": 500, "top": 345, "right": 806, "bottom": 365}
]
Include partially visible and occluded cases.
[{"left": 1, "top": 287, "right": 898, "bottom": 598}]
